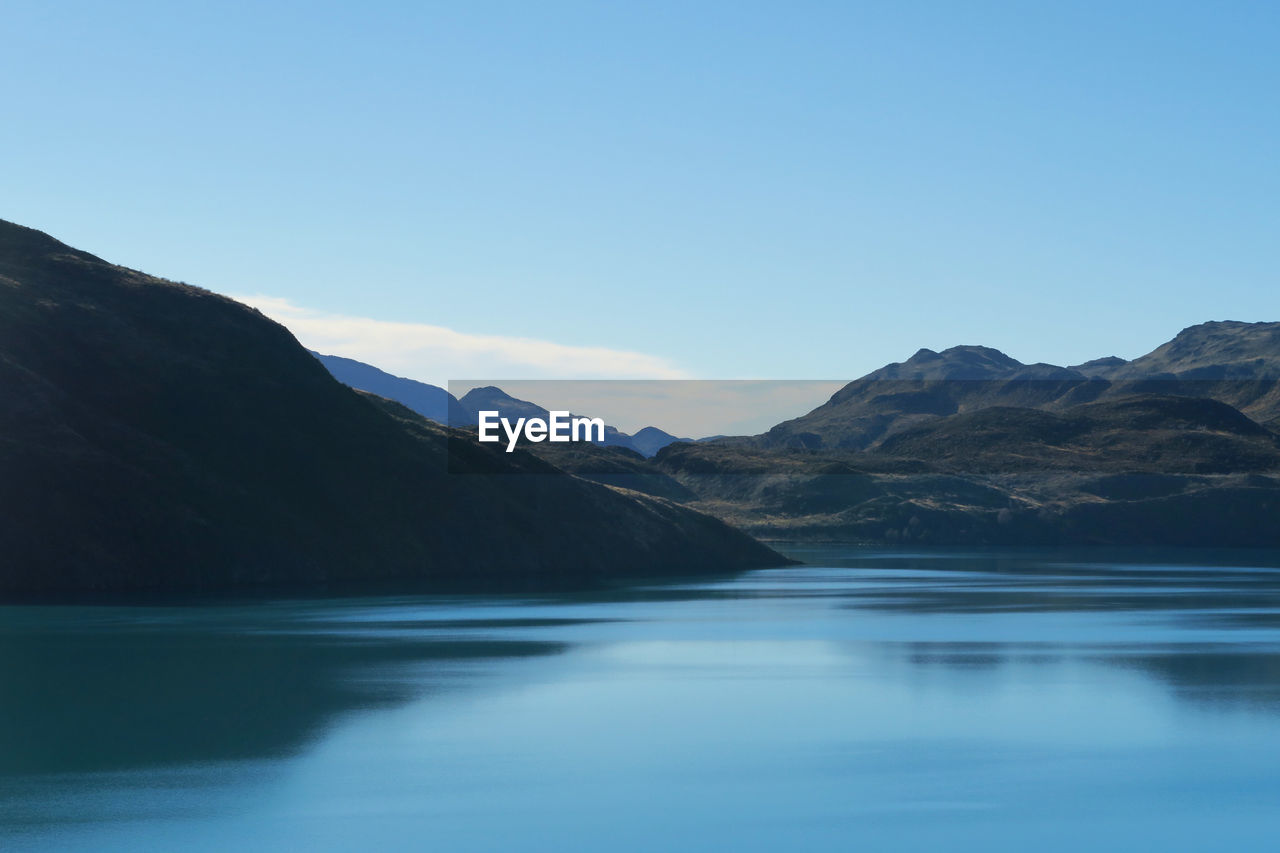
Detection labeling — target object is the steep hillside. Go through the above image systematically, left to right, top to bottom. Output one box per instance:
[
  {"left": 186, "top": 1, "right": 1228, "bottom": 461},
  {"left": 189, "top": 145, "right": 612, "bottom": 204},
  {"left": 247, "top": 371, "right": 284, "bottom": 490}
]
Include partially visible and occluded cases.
[{"left": 0, "top": 220, "right": 785, "bottom": 595}]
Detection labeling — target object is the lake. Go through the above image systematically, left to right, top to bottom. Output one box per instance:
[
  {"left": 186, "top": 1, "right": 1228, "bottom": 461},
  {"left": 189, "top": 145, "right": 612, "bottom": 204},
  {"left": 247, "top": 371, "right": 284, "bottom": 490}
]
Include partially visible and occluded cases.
[{"left": 4, "top": 546, "right": 1280, "bottom": 851}]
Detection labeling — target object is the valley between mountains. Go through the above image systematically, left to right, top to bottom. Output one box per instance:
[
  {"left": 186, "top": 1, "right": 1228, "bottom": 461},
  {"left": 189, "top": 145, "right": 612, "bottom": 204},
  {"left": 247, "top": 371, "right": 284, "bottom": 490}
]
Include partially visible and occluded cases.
[
  {"left": 5, "top": 214, "right": 1278, "bottom": 601},
  {"left": 0, "top": 220, "right": 782, "bottom": 594},
  {"left": 326, "top": 323, "right": 1280, "bottom": 547}
]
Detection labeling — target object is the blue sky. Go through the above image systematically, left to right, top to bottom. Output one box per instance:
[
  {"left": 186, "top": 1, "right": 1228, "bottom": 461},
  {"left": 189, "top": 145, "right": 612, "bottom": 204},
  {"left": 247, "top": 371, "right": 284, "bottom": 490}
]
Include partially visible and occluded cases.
[{"left": 5, "top": 1, "right": 1278, "bottom": 386}]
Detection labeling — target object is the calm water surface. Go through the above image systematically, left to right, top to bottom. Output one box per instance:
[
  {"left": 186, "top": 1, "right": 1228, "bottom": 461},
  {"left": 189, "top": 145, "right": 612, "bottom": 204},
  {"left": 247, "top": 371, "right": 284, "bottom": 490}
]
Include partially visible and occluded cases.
[{"left": 5, "top": 546, "right": 1280, "bottom": 851}]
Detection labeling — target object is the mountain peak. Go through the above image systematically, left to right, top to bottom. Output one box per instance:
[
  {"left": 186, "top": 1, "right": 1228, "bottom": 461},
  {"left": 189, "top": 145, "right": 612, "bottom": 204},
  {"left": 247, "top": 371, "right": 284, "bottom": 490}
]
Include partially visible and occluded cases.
[
  {"left": 1, "top": 220, "right": 786, "bottom": 591},
  {"left": 1176, "top": 319, "right": 1279, "bottom": 333},
  {"left": 1118, "top": 320, "right": 1280, "bottom": 379},
  {"left": 1165, "top": 320, "right": 1280, "bottom": 348},
  {"left": 870, "top": 344, "right": 1025, "bottom": 381},
  {"left": 939, "top": 344, "right": 1018, "bottom": 359},
  {"left": 312, "top": 352, "right": 468, "bottom": 426},
  {"left": 1069, "top": 356, "right": 1129, "bottom": 378},
  {"left": 459, "top": 386, "right": 542, "bottom": 412},
  {"left": 630, "top": 426, "right": 696, "bottom": 457}
]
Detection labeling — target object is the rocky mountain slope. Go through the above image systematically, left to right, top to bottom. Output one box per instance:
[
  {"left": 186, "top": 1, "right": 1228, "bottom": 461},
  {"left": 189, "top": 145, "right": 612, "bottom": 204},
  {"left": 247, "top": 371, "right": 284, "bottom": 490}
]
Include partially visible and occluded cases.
[
  {"left": 760, "top": 323, "right": 1280, "bottom": 450},
  {"left": 630, "top": 327, "right": 1280, "bottom": 547}
]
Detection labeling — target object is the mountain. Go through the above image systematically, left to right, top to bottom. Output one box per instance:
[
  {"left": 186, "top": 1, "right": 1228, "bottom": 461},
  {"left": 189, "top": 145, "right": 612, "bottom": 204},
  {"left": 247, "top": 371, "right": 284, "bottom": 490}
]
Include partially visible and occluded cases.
[
  {"left": 0, "top": 219, "right": 786, "bottom": 595},
  {"left": 1107, "top": 321, "right": 1280, "bottom": 380},
  {"left": 644, "top": 324, "right": 1280, "bottom": 546},
  {"left": 757, "top": 324, "right": 1280, "bottom": 450},
  {"left": 859, "top": 345, "right": 1028, "bottom": 380},
  {"left": 311, "top": 352, "right": 469, "bottom": 425},
  {"left": 1069, "top": 356, "right": 1129, "bottom": 376},
  {"left": 457, "top": 386, "right": 641, "bottom": 452},
  {"left": 458, "top": 386, "right": 551, "bottom": 426},
  {"left": 455, "top": 390, "right": 698, "bottom": 457},
  {"left": 874, "top": 394, "right": 1280, "bottom": 474},
  {"left": 651, "top": 397, "right": 1280, "bottom": 547},
  {"left": 629, "top": 426, "right": 696, "bottom": 458},
  {"left": 523, "top": 441, "right": 697, "bottom": 502}
]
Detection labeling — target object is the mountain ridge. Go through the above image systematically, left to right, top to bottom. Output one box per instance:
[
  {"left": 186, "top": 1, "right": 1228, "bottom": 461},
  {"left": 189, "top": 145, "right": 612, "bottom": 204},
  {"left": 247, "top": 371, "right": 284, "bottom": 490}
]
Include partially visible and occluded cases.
[
  {"left": 0, "top": 219, "right": 786, "bottom": 595},
  {"left": 756, "top": 321, "right": 1280, "bottom": 450},
  {"left": 623, "top": 323, "right": 1280, "bottom": 547},
  {"left": 311, "top": 352, "right": 470, "bottom": 426},
  {"left": 457, "top": 386, "right": 642, "bottom": 452}
]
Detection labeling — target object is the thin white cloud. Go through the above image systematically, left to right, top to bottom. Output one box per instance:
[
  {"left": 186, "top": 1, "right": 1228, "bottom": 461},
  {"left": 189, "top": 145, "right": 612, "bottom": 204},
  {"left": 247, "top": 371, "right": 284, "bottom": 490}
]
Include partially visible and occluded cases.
[
  {"left": 232, "top": 295, "right": 690, "bottom": 386},
  {"left": 229, "top": 296, "right": 844, "bottom": 436}
]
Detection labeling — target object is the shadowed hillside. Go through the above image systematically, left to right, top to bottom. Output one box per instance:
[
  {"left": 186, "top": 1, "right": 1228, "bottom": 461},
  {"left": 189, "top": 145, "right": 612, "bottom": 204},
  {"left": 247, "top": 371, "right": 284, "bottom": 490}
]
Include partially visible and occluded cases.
[{"left": 0, "top": 220, "right": 785, "bottom": 595}]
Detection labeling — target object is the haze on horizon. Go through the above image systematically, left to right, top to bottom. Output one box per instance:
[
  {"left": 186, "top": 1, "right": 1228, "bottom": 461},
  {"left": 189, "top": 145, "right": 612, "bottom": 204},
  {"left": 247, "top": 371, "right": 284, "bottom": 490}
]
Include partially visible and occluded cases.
[{"left": 4, "top": 1, "right": 1277, "bottom": 385}]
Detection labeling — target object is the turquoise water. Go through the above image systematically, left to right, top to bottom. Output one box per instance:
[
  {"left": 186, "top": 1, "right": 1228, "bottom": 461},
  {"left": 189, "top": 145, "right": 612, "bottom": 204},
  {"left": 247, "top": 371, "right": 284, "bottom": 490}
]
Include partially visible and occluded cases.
[{"left": 5, "top": 546, "right": 1280, "bottom": 851}]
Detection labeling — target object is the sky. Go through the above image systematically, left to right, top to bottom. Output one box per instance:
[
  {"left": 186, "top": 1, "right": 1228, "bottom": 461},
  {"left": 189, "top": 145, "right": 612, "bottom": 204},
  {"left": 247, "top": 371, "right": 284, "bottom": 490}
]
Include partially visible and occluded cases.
[{"left": 5, "top": 1, "right": 1278, "bottom": 393}]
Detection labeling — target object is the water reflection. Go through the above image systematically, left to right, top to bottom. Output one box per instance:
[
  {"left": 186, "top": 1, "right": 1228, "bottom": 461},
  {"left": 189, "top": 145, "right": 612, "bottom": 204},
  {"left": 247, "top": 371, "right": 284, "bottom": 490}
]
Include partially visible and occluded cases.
[
  {"left": 783, "top": 545, "right": 1280, "bottom": 715},
  {"left": 5, "top": 548, "right": 1280, "bottom": 851},
  {"left": 0, "top": 605, "right": 576, "bottom": 776},
  {"left": 1101, "top": 649, "right": 1280, "bottom": 711}
]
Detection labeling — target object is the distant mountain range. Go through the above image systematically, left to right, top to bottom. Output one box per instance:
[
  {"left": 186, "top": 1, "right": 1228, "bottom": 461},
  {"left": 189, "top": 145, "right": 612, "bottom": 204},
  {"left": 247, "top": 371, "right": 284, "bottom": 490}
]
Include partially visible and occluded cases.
[
  {"left": 10, "top": 214, "right": 1275, "bottom": 567},
  {"left": 0, "top": 219, "right": 784, "bottom": 595},
  {"left": 307, "top": 318, "right": 1280, "bottom": 547},
  {"left": 522, "top": 323, "right": 1280, "bottom": 547},
  {"left": 652, "top": 323, "right": 1280, "bottom": 546},
  {"left": 759, "top": 323, "right": 1280, "bottom": 451},
  {"left": 311, "top": 352, "right": 470, "bottom": 426},
  {"left": 310, "top": 358, "right": 697, "bottom": 457},
  {"left": 457, "top": 386, "right": 641, "bottom": 452},
  {"left": 630, "top": 426, "right": 697, "bottom": 457}
]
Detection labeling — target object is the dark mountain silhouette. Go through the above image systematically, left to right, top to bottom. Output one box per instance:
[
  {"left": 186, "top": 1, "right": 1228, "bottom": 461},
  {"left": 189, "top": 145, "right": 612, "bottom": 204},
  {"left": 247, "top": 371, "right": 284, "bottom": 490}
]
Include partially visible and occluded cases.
[
  {"left": 0, "top": 219, "right": 785, "bottom": 595},
  {"left": 311, "top": 352, "right": 469, "bottom": 425}
]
